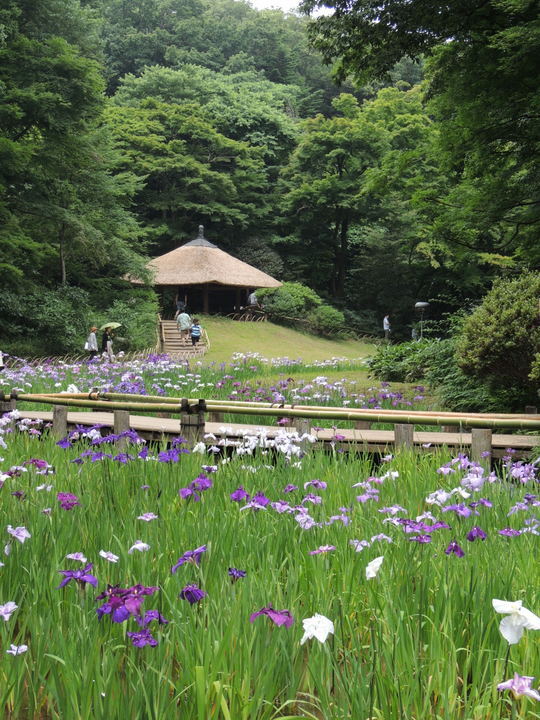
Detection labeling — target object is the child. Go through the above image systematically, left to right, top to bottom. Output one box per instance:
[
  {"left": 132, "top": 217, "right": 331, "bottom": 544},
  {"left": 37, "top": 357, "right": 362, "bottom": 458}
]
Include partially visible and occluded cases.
[{"left": 190, "top": 319, "right": 202, "bottom": 346}]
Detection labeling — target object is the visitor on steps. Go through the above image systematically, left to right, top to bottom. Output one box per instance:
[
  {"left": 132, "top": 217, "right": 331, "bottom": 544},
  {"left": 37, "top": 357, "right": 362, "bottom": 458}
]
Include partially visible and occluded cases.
[
  {"left": 174, "top": 288, "right": 187, "bottom": 319},
  {"left": 177, "top": 310, "right": 192, "bottom": 341},
  {"left": 190, "top": 319, "right": 202, "bottom": 346}
]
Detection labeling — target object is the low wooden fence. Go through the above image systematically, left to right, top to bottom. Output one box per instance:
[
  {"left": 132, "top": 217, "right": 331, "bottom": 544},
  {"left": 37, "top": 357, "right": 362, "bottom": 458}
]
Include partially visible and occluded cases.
[{"left": 2, "top": 390, "right": 540, "bottom": 462}]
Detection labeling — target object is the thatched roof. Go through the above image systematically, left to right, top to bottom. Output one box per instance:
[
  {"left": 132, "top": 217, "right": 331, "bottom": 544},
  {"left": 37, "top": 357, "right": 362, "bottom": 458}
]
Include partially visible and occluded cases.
[{"left": 131, "top": 226, "right": 281, "bottom": 289}]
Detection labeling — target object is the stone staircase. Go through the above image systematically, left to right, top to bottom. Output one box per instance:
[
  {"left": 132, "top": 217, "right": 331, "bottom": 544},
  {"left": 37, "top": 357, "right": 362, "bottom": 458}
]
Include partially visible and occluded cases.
[{"left": 158, "top": 320, "right": 209, "bottom": 359}]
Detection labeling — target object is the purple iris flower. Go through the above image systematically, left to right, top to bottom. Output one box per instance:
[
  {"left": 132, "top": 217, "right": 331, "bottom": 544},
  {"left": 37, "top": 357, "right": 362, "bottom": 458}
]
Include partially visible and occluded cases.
[
  {"left": 56, "top": 437, "right": 72, "bottom": 449},
  {"left": 192, "top": 474, "right": 212, "bottom": 491},
  {"left": 304, "top": 479, "right": 327, "bottom": 490},
  {"left": 283, "top": 484, "right": 298, "bottom": 493},
  {"left": 179, "top": 486, "right": 200, "bottom": 501},
  {"left": 230, "top": 486, "right": 250, "bottom": 503},
  {"left": 57, "top": 492, "right": 80, "bottom": 510},
  {"left": 252, "top": 492, "right": 270, "bottom": 507},
  {"left": 469, "top": 498, "right": 493, "bottom": 509},
  {"left": 271, "top": 500, "right": 293, "bottom": 513},
  {"left": 442, "top": 503, "right": 474, "bottom": 518},
  {"left": 427, "top": 521, "right": 451, "bottom": 531},
  {"left": 466, "top": 526, "right": 487, "bottom": 541},
  {"left": 498, "top": 528, "right": 522, "bottom": 537},
  {"left": 409, "top": 535, "right": 432, "bottom": 543},
  {"left": 445, "top": 541, "right": 465, "bottom": 557},
  {"left": 171, "top": 545, "right": 207, "bottom": 573},
  {"left": 57, "top": 563, "right": 98, "bottom": 589},
  {"left": 228, "top": 567, "right": 246, "bottom": 582},
  {"left": 96, "top": 584, "right": 158, "bottom": 622},
  {"left": 179, "top": 584, "right": 207, "bottom": 604},
  {"left": 250, "top": 605, "right": 294, "bottom": 628},
  {"left": 137, "top": 610, "right": 169, "bottom": 627},
  {"left": 127, "top": 628, "right": 158, "bottom": 648},
  {"left": 497, "top": 673, "right": 540, "bottom": 700}
]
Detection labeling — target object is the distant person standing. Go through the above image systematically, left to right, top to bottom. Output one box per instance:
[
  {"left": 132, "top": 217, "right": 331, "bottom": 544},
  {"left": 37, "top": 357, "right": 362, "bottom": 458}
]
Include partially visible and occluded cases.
[
  {"left": 247, "top": 289, "right": 259, "bottom": 308},
  {"left": 177, "top": 310, "right": 192, "bottom": 341},
  {"left": 383, "top": 314, "right": 391, "bottom": 341},
  {"left": 190, "top": 318, "right": 202, "bottom": 346},
  {"left": 85, "top": 326, "right": 99, "bottom": 359}
]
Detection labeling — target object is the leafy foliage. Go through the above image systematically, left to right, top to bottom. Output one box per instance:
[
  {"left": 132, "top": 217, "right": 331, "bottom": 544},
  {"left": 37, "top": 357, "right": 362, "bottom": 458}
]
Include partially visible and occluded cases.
[{"left": 455, "top": 273, "right": 540, "bottom": 403}]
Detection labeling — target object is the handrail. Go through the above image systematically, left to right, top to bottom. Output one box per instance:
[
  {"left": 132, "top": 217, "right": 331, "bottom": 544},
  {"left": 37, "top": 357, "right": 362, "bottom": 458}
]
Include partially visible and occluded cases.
[
  {"left": 29, "top": 391, "right": 538, "bottom": 421},
  {"left": 4, "top": 392, "right": 540, "bottom": 430}
]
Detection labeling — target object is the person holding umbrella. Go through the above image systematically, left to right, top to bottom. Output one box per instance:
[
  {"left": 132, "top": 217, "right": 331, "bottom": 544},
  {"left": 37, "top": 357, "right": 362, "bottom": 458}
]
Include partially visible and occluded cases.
[{"left": 100, "top": 322, "right": 121, "bottom": 361}]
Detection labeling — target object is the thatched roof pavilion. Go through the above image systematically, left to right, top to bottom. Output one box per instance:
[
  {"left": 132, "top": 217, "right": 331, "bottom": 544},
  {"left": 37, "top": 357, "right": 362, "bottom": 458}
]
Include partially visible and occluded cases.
[{"left": 131, "top": 226, "right": 281, "bottom": 315}]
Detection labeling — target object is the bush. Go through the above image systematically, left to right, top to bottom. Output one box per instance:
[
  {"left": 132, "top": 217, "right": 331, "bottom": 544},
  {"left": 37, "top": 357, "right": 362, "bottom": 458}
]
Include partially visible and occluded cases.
[
  {"left": 455, "top": 272, "right": 540, "bottom": 405},
  {"left": 257, "top": 282, "right": 321, "bottom": 318},
  {"left": 306, "top": 304, "right": 347, "bottom": 337},
  {"left": 368, "top": 337, "right": 519, "bottom": 412},
  {"left": 367, "top": 340, "right": 436, "bottom": 382}
]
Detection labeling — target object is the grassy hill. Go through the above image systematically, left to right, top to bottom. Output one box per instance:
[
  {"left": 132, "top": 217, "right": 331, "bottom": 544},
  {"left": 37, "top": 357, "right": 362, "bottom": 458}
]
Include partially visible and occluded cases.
[{"left": 201, "top": 316, "right": 376, "bottom": 364}]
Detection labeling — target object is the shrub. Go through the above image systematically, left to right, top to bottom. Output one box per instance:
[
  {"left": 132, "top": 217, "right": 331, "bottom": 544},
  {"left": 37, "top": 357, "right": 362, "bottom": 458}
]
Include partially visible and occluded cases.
[
  {"left": 455, "top": 272, "right": 540, "bottom": 405},
  {"left": 257, "top": 282, "right": 321, "bottom": 318},
  {"left": 307, "top": 304, "right": 347, "bottom": 337},
  {"left": 367, "top": 340, "right": 435, "bottom": 382}
]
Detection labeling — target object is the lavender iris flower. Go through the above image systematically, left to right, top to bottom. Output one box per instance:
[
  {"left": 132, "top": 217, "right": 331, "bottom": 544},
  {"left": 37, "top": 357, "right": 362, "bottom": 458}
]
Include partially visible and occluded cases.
[
  {"left": 57, "top": 492, "right": 80, "bottom": 510},
  {"left": 466, "top": 526, "right": 487, "bottom": 541},
  {"left": 499, "top": 528, "right": 522, "bottom": 537},
  {"left": 445, "top": 541, "right": 465, "bottom": 557},
  {"left": 171, "top": 545, "right": 207, "bottom": 573},
  {"left": 309, "top": 545, "right": 336, "bottom": 555},
  {"left": 57, "top": 563, "right": 98, "bottom": 589},
  {"left": 96, "top": 584, "right": 158, "bottom": 622},
  {"left": 179, "top": 584, "right": 207, "bottom": 604},
  {"left": 250, "top": 605, "right": 294, "bottom": 628},
  {"left": 137, "top": 610, "right": 169, "bottom": 627},
  {"left": 497, "top": 673, "right": 540, "bottom": 701}
]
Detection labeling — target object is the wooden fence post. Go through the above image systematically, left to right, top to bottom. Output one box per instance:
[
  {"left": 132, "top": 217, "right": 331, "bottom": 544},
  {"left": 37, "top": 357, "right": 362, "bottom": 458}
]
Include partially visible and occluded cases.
[
  {"left": 180, "top": 399, "right": 206, "bottom": 447},
  {"left": 525, "top": 405, "right": 538, "bottom": 414},
  {"left": 52, "top": 406, "right": 68, "bottom": 438},
  {"left": 114, "top": 410, "right": 131, "bottom": 450},
  {"left": 207, "top": 411, "right": 224, "bottom": 424},
  {"left": 296, "top": 417, "right": 312, "bottom": 453},
  {"left": 354, "top": 420, "right": 371, "bottom": 430},
  {"left": 394, "top": 423, "right": 414, "bottom": 449},
  {"left": 471, "top": 428, "right": 492, "bottom": 468}
]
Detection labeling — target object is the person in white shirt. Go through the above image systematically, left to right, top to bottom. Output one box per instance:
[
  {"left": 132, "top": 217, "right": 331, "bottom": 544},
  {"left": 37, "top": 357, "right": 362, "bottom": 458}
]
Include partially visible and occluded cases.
[
  {"left": 383, "top": 314, "right": 391, "bottom": 341},
  {"left": 85, "top": 326, "right": 99, "bottom": 360}
]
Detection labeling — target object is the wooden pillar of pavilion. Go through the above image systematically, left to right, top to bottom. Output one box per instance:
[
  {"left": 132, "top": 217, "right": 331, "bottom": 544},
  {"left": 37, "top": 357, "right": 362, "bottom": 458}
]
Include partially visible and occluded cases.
[
  {"left": 203, "top": 284, "right": 209, "bottom": 314},
  {"left": 235, "top": 288, "right": 241, "bottom": 311}
]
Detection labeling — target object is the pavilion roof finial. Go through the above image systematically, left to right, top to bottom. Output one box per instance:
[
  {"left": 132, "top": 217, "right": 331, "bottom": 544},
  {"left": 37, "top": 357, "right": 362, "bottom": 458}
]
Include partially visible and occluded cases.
[{"left": 198, "top": 225, "right": 204, "bottom": 239}]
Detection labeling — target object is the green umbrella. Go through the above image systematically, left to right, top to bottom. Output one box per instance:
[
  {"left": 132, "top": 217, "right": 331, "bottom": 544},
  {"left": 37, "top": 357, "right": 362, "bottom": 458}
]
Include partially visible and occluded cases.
[{"left": 99, "top": 322, "right": 122, "bottom": 331}]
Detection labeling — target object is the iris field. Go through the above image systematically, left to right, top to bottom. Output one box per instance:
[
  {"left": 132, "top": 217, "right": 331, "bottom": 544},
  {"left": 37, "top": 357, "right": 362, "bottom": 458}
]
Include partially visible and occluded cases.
[{"left": 0, "top": 354, "right": 539, "bottom": 719}]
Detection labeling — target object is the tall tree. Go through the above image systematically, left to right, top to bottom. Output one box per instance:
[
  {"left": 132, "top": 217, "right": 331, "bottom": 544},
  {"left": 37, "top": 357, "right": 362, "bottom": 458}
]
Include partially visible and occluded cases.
[{"left": 278, "top": 93, "right": 388, "bottom": 299}]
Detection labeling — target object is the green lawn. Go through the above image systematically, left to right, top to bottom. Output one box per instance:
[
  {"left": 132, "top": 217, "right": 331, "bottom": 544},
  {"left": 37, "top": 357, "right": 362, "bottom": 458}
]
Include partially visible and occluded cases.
[{"left": 201, "top": 315, "right": 377, "bottom": 364}]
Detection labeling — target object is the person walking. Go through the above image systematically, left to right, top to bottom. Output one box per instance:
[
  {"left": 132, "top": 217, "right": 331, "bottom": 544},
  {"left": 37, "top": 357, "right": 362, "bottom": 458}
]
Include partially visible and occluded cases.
[
  {"left": 177, "top": 309, "right": 192, "bottom": 342},
  {"left": 383, "top": 314, "right": 391, "bottom": 341},
  {"left": 190, "top": 318, "right": 202, "bottom": 346},
  {"left": 85, "top": 326, "right": 99, "bottom": 360},
  {"left": 102, "top": 328, "right": 115, "bottom": 361}
]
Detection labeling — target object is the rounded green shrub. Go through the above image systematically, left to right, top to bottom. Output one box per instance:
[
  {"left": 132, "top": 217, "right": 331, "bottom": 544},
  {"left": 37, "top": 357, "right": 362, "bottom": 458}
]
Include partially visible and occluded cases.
[
  {"left": 455, "top": 272, "right": 540, "bottom": 404},
  {"left": 307, "top": 304, "right": 346, "bottom": 337}
]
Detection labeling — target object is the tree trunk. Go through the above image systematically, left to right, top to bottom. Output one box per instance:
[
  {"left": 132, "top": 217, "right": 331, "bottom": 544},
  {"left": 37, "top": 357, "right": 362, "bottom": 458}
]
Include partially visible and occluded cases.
[
  {"left": 334, "top": 214, "right": 349, "bottom": 299},
  {"left": 59, "top": 224, "right": 67, "bottom": 285}
]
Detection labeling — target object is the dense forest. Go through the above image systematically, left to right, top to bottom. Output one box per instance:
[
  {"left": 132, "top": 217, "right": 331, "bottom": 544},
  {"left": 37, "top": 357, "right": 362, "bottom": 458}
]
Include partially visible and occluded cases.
[{"left": 0, "top": 0, "right": 538, "bottom": 354}]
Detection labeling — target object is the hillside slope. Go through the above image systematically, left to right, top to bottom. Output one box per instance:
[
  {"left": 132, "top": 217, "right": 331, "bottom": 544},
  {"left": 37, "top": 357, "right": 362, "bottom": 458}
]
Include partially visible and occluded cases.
[{"left": 200, "top": 316, "right": 375, "bottom": 363}]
